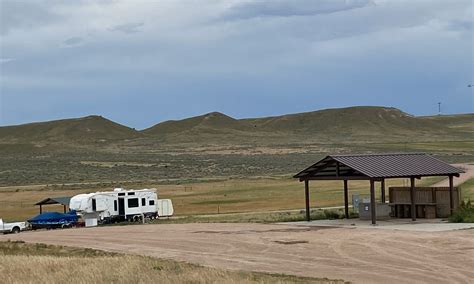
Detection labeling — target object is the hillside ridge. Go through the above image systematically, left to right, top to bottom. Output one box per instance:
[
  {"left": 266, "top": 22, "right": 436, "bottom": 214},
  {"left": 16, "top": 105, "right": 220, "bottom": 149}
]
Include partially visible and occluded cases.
[{"left": 1, "top": 106, "right": 472, "bottom": 145}]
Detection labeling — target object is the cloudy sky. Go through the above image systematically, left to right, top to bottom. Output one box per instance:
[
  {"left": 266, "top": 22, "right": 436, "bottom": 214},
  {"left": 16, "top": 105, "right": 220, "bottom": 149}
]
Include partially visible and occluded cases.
[{"left": 0, "top": 0, "right": 472, "bottom": 129}]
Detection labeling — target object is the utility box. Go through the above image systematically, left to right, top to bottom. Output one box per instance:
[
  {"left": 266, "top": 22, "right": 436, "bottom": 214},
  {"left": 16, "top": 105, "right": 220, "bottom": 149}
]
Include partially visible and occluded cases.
[
  {"left": 359, "top": 203, "right": 391, "bottom": 220},
  {"left": 85, "top": 218, "right": 98, "bottom": 227}
]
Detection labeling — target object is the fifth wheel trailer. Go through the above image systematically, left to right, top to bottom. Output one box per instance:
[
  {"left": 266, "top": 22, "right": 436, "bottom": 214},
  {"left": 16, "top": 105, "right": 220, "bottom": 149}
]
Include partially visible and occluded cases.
[{"left": 69, "top": 188, "right": 174, "bottom": 226}]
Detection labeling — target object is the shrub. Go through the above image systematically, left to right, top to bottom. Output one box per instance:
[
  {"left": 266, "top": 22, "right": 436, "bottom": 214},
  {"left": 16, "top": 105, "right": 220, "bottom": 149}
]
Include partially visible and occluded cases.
[
  {"left": 449, "top": 200, "right": 474, "bottom": 223},
  {"left": 323, "top": 210, "right": 341, "bottom": 220}
]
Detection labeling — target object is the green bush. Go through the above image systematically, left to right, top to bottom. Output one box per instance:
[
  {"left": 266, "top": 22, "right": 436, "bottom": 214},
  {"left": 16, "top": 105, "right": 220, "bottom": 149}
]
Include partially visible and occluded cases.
[
  {"left": 449, "top": 200, "right": 474, "bottom": 223},
  {"left": 323, "top": 210, "right": 341, "bottom": 220}
]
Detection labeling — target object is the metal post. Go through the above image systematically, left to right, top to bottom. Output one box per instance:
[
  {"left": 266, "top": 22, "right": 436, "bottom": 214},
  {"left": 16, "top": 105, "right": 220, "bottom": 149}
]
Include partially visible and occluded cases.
[
  {"left": 449, "top": 175, "right": 454, "bottom": 215},
  {"left": 410, "top": 177, "right": 416, "bottom": 221},
  {"left": 370, "top": 179, "right": 376, "bottom": 225},
  {"left": 381, "top": 179, "right": 386, "bottom": 203},
  {"left": 305, "top": 180, "right": 310, "bottom": 222},
  {"left": 344, "top": 180, "right": 349, "bottom": 219},
  {"left": 40, "top": 205, "right": 42, "bottom": 214},
  {"left": 63, "top": 205, "right": 66, "bottom": 213}
]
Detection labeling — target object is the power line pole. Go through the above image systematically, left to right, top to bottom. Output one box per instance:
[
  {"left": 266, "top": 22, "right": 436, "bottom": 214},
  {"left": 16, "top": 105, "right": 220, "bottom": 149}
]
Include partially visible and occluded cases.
[{"left": 438, "top": 102, "right": 441, "bottom": 115}]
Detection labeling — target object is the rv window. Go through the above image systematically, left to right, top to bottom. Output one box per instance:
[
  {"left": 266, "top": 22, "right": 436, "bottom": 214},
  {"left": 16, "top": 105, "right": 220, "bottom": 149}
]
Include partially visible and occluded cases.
[
  {"left": 128, "top": 192, "right": 135, "bottom": 196},
  {"left": 118, "top": 193, "right": 125, "bottom": 196},
  {"left": 128, "top": 198, "right": 139, "bottom": 208},
  {"left": 142, "top": 198, "right": 146, "bottom": 206},
  {"left": 92, "top": 199, "right": 96, "bottom": 211},
  {"left": 114, "top": 200, "right": 117, "bottom": 211},
  {"left": 149, "top": 200, "right": 155, "bottom": 206}
]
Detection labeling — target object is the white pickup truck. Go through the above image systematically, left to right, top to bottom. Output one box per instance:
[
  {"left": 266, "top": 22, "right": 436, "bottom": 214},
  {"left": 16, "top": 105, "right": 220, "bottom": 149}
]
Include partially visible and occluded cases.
[{"left": 0, "top": 218, "right": 27, "bottom": 234}]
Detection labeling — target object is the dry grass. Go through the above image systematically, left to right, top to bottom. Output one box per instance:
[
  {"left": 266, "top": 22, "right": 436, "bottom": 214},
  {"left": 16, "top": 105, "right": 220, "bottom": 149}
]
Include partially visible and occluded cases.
[
  {"left": 0, "top": 176, "right": 445, "bottom": 222},
  {"left": 0, "top": 241, "right": 343, "bottom": 284}
]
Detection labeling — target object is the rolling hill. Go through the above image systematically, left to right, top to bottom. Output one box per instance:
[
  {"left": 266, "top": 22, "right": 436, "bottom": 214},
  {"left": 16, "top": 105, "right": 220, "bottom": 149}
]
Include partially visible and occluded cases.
[
  {"left": 143, "top": 106, "right": 470, "bottom": 143},
  {"left": 243, "top": 106, "right": 446, "bottom": 134},
  {"left": 0, "top": 107, "right": 472, "bottom": 147},
  {"left": 0, "top": 107, "right": 472, "bottom": 185},
  {"left": 143, "top": 112, "right": 255, "bottom": 136},
  {"left": 420, "top": 114, "right": 474, "bottom": 134},
  {"left": 0, "top": 115, "right": 141, "bottom": 144}
]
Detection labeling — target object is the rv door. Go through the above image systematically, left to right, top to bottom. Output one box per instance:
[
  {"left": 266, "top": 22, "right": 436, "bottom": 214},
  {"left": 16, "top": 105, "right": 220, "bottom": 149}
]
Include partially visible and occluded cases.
[{"left": 118, "top": 198, "right": 125, "bottom": 216}]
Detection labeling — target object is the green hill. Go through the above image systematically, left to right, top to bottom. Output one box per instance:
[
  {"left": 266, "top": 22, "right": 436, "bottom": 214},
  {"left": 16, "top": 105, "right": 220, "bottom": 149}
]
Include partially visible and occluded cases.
[
  {"left": 144, "top": 106, "right": 465, "bottom": 143},
  {"left": 246, "top": 106, "right": 433, "bottom": 130},
  {"left": 1, "top": 107, "right": 471, "bottom": 147},
  {"left": 143, "top": 112, "right": 255, "bottom": 136},
  {"left": 420, "top": 114, "right": 474, "bottom": 134},
  {"left": 0, "top": 115, "right": 141, "bottom": 144}
]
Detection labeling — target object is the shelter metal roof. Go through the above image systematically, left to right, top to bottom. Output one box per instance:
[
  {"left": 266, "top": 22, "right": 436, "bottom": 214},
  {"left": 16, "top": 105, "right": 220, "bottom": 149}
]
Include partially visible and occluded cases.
[
  {"left": 294, "top": 153, "right": 464, "bottom": 180},
  {"left": 35, "top": 196, "right": 71, "bottom": 206}
]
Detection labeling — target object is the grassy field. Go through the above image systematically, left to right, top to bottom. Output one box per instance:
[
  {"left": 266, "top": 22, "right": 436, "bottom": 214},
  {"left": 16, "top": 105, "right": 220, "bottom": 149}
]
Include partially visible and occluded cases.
[
  {"left": 1, "top": 140, "right": 472, "bottom": 187},
  {"left": 0, "top": 176, "right": 446, "bottom": 222},
  {"left": 460, "top": 178, "right": 474, "bottom": 201},
  {"left": 0, "top": 241, "right": 342, "bottom": 284}
]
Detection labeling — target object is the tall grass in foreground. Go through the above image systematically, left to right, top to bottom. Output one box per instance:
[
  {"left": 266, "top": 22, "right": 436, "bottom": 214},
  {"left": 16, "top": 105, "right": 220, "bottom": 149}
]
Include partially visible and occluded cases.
[{"left": 0, "top": 241, "right": 345, "bottom": 284}]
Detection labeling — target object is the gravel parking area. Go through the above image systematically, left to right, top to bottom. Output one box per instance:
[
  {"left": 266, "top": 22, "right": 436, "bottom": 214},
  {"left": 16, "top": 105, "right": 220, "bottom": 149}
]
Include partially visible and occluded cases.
[{"left": 2, "top": 223, "right": 473, "bottom": 283}]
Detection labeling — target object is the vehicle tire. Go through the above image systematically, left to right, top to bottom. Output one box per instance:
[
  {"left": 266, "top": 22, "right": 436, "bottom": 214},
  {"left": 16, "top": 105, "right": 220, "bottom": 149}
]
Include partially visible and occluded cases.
[{"left": 12, "top": 226, "right": 20, "bottom": 234}]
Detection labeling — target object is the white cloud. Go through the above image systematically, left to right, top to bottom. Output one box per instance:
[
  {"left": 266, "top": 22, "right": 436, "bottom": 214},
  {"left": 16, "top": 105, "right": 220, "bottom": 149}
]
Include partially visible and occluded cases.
[
  {"left": 221, "top": 0, "right": 374, "bottom": 20},
  {"left": 0, "top": 58, "right": 15, "bottom": 64}
]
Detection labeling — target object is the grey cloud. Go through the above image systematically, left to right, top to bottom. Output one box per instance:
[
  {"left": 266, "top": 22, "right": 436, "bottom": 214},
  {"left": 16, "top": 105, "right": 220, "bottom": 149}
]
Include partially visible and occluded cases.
[
  {"left": 0, "top": 0, "right": 63, "bottom": 35},
  {"left": 221, "top": 0, "right": 374, "bottom": 20},
  {"left": 445, "top": 20, "right": 473, "bottom": 32},
  {"left": 109, "top": 22, "right": 144, "bottom": 34},
  {"left": 63, "top": 37, "right": 84, "bottom": 47}
]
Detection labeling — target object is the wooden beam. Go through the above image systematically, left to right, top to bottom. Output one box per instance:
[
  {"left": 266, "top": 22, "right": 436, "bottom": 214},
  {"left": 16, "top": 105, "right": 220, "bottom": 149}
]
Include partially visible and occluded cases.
[
  {"left": 295, "top": 160, "right": 336, "bottom": 179},
  {"left": 336, "top": 162, "right": 340, "bottom": 177},
  {"left": 449, "top": 175, "right": 454, "bottom": 215},
  {"left": 301, "top": 176, "right": 379, "bottom": 181},
  {"left": 410, "top": 177, "right": 416, "bottom": 221},
  {"left": 370, "top": 179, "right": 376, "bottom": 225},
  {"left": 381, "top": 179, "right": 386, "bottom": 203},
  {"left": 305, "top": 180, "right": 310, "bottom": 222},
  {"left": 344, "top": 180, "right": 349, "bottom": 219},
  {"left": 39, "top": 204, "right": 42, "bottom": 214}
]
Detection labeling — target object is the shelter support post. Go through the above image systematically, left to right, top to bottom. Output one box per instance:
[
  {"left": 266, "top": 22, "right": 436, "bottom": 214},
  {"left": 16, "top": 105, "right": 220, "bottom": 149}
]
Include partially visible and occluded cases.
[
  {"left": 449, "top": 175, "right": 454, "bottom": 215},
  {"left": 410, "top": 177, "right": 416, "bottom": 221},
  {"left": 370, "top": 179, "right": 376, "bottom": 225},
  {"left": 381, "top": 179, "right": 386, "bottom": 203},
  {"left": 305, "top": 180, "right": 310, "bottom": 222},
  {"left": 344, "top": 180, "right": 349, "bottom": 219},
  {"left": 39, "top": 205, "right": 42, "bottom": 214},
  {"left": 63, "top": 205, "right": 66, "bottom": 213}
]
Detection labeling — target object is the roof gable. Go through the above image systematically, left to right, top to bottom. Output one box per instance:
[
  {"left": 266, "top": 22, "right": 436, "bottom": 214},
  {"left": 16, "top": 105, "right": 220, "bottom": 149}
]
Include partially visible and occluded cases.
[{"left": 35, "top": 196, "right": 72, "bottom": 206}]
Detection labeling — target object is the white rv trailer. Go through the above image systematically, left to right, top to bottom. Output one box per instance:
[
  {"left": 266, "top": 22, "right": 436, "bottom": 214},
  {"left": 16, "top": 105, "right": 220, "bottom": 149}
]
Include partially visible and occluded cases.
[{"left": 69, "top": 188, "right": 173, "bottom": 226}]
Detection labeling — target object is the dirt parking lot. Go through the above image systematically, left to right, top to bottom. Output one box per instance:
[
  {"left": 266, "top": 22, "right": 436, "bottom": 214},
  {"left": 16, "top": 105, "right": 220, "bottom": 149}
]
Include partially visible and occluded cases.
[{"left": 2, "top": 223, "right": 473, "bottom": 284}]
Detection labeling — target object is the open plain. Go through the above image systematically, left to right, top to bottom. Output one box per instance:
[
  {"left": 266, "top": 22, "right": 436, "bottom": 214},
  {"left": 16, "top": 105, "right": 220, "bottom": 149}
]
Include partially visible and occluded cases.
[{"left": 3, "top": 223, "right": 473, "bottom": 284}]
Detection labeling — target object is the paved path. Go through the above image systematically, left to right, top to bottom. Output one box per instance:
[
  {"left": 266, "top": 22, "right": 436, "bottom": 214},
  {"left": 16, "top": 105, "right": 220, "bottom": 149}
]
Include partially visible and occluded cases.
[{"left": 2, "top": 223, "right": 473, "bottom": 284}]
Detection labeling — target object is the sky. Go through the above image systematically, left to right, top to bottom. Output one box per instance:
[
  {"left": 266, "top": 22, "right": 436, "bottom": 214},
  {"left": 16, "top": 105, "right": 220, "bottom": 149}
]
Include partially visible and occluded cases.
[{"left": 0, "top": 0, "right": 473, "bottom": 129}]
